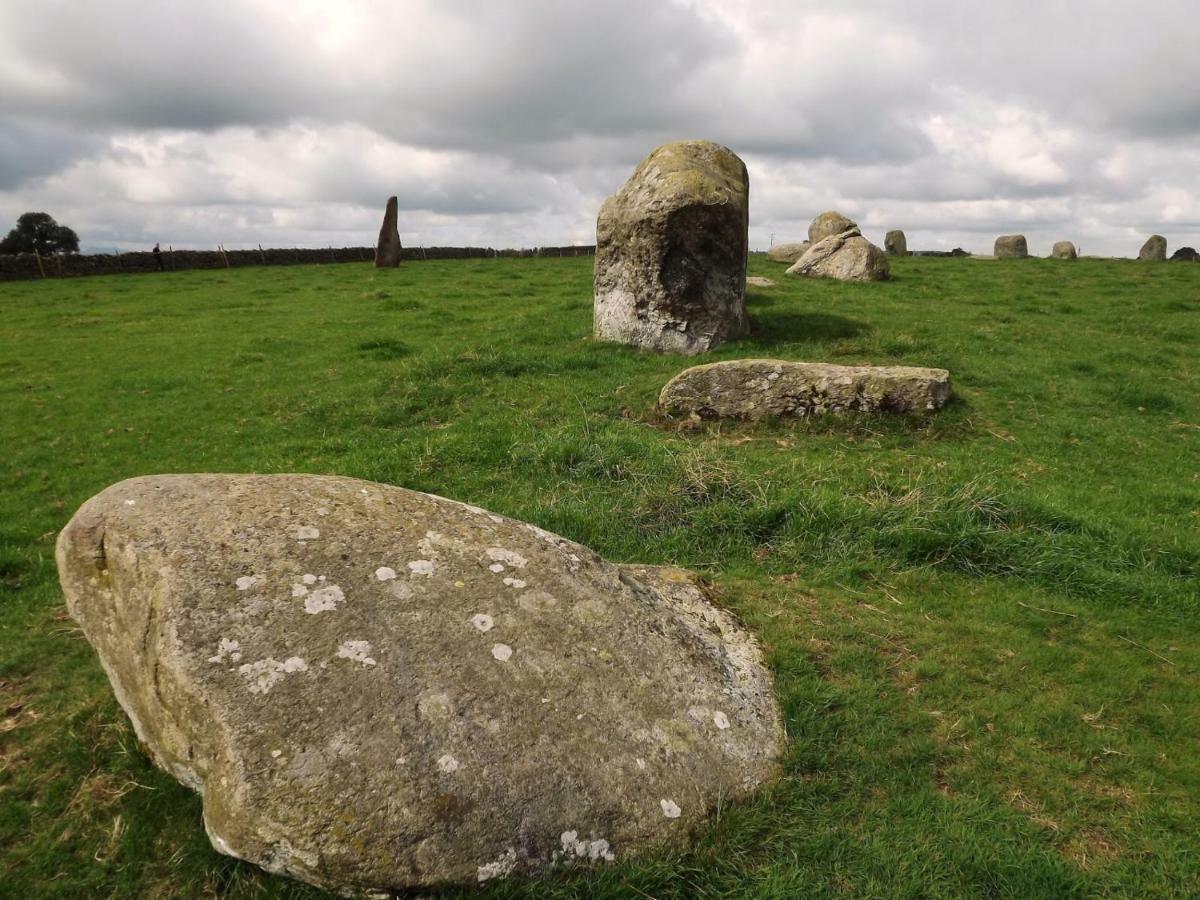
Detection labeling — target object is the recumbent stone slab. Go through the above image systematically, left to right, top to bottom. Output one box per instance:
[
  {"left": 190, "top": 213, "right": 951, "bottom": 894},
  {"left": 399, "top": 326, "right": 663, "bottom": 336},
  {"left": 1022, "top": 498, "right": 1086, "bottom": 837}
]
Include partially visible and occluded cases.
[
  {"left": 659, "top": 359, "right": 950, "bottom": 420},
  {"left": 57, "top": 475, "right": 784, "bottom": 894}
]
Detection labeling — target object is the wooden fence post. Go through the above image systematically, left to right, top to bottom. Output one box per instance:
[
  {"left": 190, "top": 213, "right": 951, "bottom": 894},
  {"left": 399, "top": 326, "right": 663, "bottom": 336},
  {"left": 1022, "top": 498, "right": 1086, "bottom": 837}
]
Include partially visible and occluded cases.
[
  {"left": 258, "top": 243, "right": 266, "bottom": 265},
  {"left": 170, "top": 245, "right": 175, "bottom": 270},
  {"left": 218, "top": 245, "right": 230, "bottom": 268},
  {"left": 33, "top": 250, "right": 46, "bottom": 278},
  {"left": 55, "top": 253, "right": 63, "bottom": 276}
]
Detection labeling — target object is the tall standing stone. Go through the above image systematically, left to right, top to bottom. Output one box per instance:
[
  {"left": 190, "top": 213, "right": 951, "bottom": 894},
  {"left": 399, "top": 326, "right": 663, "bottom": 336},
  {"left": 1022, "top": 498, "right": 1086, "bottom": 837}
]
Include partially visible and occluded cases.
[
  {"left": 594, "top": 140, "right": 749, "bottom": 354},
  {"left": 374, "top": 196, "right": 402, "bottom": 268},
  {"left": 884, "top": 230, "right": 908, "bottom": 256},
  {"left": 994, "top": 235, "right": 1028, "bottom": 259},
  {"left": 1138, "top": 235, "right": 1167, "bottom": 261},
  {"left": 1051, "top": 241, "right": 1077, "bottom": 259}
]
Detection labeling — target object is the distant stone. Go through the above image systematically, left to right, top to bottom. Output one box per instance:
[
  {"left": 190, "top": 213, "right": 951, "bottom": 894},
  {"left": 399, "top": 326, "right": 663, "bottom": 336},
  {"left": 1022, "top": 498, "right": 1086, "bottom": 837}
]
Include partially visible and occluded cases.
[
  {"left": 594, "top": 140, "right": 750, "bottom": 354},
  {"left": 374, "top": 196, "right": 402, "bottom": 268},
  {"left": 808, "top": 211, "right": 857, "bottom": 243},
  {"left": 785, "top": 227, "right": 890, "bottom": 282},
  {"left": 884, "top": 230, "right": 908, "bottom": 256},
  {"left": 994, "top": 235, "right": 1028, "bottom": 259},
  {"left": 1139, "top": 235, "right": 1167, "bottom": 261},
  {"left": 1051, "top": 241, "right": 1077, "bottom": 260},
  {"left": 766, "top": 242, "right": 810, "bottom": 264},
  {"left": 1170, "top": 246, "right": 1199, "bottom": 262},
  {"left": 746, "top": 276, "right": 776, "bottom": 287},
  {"left": 659, "top": 359, "right": 950, "bottom": 420},
  {"left": 58, "top": 474, "right": 784, "bottom": 894}
]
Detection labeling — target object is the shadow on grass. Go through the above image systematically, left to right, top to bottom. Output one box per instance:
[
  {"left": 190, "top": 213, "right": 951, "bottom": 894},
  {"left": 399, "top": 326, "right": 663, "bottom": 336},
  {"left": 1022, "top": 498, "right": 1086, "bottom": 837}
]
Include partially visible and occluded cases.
[{"left": 745, "top": 311, "right": 872, "bottom": 348}]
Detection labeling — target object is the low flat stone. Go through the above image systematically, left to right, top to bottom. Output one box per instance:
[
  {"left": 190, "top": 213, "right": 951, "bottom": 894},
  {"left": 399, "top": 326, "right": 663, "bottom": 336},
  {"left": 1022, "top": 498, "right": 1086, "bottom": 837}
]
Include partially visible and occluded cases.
[
  {"left": 766, "top": 242, "right": 809, "bottom": 264},
  {"left": 746, "top": 276, "right": 776, "bottom": 287},
  {"left": 658, "top": 359, "right": 950, "bottom": 420},
  {"left": 57, "top": 475, "right": 784, "bottom": 894}
]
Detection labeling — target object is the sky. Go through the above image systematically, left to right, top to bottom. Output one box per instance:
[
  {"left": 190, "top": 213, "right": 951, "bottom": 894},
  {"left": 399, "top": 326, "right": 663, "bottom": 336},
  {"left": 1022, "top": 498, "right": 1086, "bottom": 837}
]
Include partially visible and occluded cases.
[{"left": 1, "top": 0, "right": 1198, "bottom": 256}]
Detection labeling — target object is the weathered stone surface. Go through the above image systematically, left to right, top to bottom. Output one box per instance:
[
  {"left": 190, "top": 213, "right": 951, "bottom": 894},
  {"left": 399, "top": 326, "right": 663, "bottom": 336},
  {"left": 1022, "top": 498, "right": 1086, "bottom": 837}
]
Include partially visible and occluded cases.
[
  {"left": 593, "top": 140, "right": 750, "bottom": 354},
  {"left": 374, "top": 196, "right": 402, "bottom": 268},
  {"left": 808, "top": 211, "right": 857, "bottom": 243},
  {"left": 785, "top": 227, "right": 890, "bottom": 282},
  {"left": 884, "top": 230, "right": 908, "bottom": 256},
  {"left": 994, "top": 235, "right": 1028, "bottom": 259},
  {"left": 1139, "top": 235, "right": 1167, "bottom": 261},
  {"left": 1051, "top": 241, "right": 1077, "bottom": 259},
  {"left": 766, "top": 242, "right": 809, "bottom": 264},
  {"left": 1170, "top": 246, "right": 1199, "bottom": 262},
  {"left": 746, "top": 276, "right": 776, "bottom": 287},
  {"left": 659, "top": 359, "right": 950, "bottom": 420},
  {"left": 57, "top": 475, "right": 783, "bottom": 893}
]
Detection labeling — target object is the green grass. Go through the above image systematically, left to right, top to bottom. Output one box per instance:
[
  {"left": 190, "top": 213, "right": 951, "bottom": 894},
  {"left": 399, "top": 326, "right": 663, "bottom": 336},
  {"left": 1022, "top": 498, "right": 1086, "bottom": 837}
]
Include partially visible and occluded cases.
[{"left": 2, "top": 254, "right": 1198, "bottom": 898}]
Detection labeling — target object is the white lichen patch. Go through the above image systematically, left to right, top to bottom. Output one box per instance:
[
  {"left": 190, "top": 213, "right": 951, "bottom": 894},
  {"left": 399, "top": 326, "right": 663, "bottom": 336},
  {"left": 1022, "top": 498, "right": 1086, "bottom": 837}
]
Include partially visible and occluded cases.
[
  {"left": 123, "top": 499, "right": 137, "bottom": 506},
  {"left": 294, "top": 525, "right": 320, "bottom": 541},
  {"left": 486, "top": 547, "right": 528, "bottom": 569},
  {"left": 407, "top": 559, "right": 435, "bottom": 577},
  {"left": 488, "top": 562, "right": 506, "bottom": 573},
  {"left": 375, "top": 566, "right": 397, "bottom": 581},
  {"left": 302, "top": 573, "right": 318, "bottom": 585},
  {"left": 235, "top": 575, "right": 258, "bottom": 591},
  {"left": 502, "top": 577, "right": 527, "bottom": 589},
  {"left": 291, "top": 584, "right": 308, "bottom": 598},
  {"left": 304, "top": 584, "right": 345, "bottom": 614},
  {"left": 471, "top": 614, "right": 495, "bottom": 633},
  {"left": 207, "top": 638, "right": 242, "bottom": 664},
  {"left": 336, "top": 640, "right": 377, "bottom": 666},
  {"left": 491, "top": 643, "right": 513, "bottom": 662},
  {"left": 239, "top": 657, "right": 308, "bottom": 694},
  {"left": 713, "top": 711, "right": 731, "bottom": 730},
  {"left": 436, "top": 754, "right": 460, "bottom": 774},
  {"left": 636, "top": 758, "right": 647, "bottom": 771},
  {"left": 660, "top": 799, "right": 682, "bottom": 819},
  {"left": 560, "top": 830, "right": 616, "bottom": 862},
  {"left": 477, "top": 847, "right": 518, "bottom": 882}
]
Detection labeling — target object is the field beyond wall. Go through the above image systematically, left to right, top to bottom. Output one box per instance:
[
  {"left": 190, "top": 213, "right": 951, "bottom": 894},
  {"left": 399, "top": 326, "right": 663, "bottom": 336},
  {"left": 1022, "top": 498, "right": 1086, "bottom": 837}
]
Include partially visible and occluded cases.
[{"left": 1, "top": 254, "right": 1198, "bottom": 898}]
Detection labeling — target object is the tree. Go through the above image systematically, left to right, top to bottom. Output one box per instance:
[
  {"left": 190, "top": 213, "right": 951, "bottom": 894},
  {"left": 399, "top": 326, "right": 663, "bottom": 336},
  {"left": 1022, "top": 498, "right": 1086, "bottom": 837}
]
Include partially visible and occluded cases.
[{"left": 0, "top": 212, "right": 80, "bottom": 255}]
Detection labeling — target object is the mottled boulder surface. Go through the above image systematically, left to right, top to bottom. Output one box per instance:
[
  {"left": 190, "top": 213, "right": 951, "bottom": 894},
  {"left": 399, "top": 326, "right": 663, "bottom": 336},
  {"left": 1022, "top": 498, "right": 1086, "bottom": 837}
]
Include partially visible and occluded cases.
[
  {"left": 594, "top": 140, "right": 750, "bottom": 354},
  {"left": 374, "top": 196, "right": 402, "bottom": 268},
  {"left": 808, "top": 211, "right": 857, "bottom": 243},
  {"left": 785, "top": 227, "right": 890, "bottom": 282},
  {"left": 884, "top": 230, "right": 908, "bottom": 256},
  {"left": 994, "top": 235, "right": 1028, "bottom": 259},
  {"left": 1139, "top": 235, "right": 1167, "bottom": 261},
  {"left": 1051, "top": 241, "right": 1077, "bottom": 259},
  {"left": 766, "top": 242, "right": 810, "bottom": 264},
  {"left": 659, "top": 359, "right": 950, "bottom": 420},
  {"left": 57, "top": 475, "right": 784, "bottom": 894}
]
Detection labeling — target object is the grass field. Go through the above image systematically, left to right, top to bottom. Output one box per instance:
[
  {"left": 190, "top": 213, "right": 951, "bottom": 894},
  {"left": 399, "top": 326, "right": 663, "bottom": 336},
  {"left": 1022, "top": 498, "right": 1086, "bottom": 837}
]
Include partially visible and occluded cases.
[{"left": 2, "top": 253, "right": 1198, "bottom": 898}]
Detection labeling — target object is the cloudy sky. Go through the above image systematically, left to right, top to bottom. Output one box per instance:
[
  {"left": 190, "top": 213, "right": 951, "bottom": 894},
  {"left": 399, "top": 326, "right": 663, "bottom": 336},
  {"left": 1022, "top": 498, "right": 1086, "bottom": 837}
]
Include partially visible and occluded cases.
[{"left": 2, "top": 0, "right": 1198, "bottom": 256}]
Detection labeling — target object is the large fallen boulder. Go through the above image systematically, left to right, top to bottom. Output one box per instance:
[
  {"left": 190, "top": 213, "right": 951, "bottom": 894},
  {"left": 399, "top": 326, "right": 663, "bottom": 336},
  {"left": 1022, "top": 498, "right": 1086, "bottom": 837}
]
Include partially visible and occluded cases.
[
  {"left": 593, "top": 140, "right": 750, "bottom": 354},
  {"left": 808, "top": 211, "right": 857, "bottom": 243},
  {"left": 785, "top": 227, "right": 890, "bottom": 282},
  {"left": 994, "top": 235, "right": 1028, "bottom": 259},
  {"left": 1139, "top": 235, "right": 1167, "bottom": 260},
  {"left": 1051, "top": 241, "right": 1077, "bottom": 259},
  {"left": 767, "top": 242, "right": 810, "bottom": 264},
  {"left": 1170, "top": 246, "right": 1198, "bottom": 262},
  {"left": 659, "top": 359, "right": 950, "bottom": 420},
  {"left": 57, "top": 475, "right": 784, "bottom": 893}
]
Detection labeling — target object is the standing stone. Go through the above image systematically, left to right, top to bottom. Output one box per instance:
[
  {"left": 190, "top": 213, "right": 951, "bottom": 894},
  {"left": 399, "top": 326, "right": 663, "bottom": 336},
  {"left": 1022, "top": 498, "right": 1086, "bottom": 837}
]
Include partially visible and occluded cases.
[
  {"left": 594, "top": 140, "right": 749, "bottom": 354},
  {"left": 374, "top": 196, "right": 402, "bottom": 268},
  {"left": 809, "top": 211, "right": 857, "bottom": 243},
  {"left": 785, "top": 226, "right": 890, "bottom": 282},
  {"left": 884, "top": 230, "right": 908, "bottom": 256},
  {"left": 994, "top": 235, "right": 1028, "bottom": 259},
  {"left": 1139, "top": 235, "right": 1167, "bottom": 261},
  {"left": 1051, "top": 241, "right": 1077, "bottom": 259},
  {"left": 766, "top": 242, "right": 810, "bottom": 264},
  {"left": 58, "top": 474, "right": 784, "bottom": 894}
]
